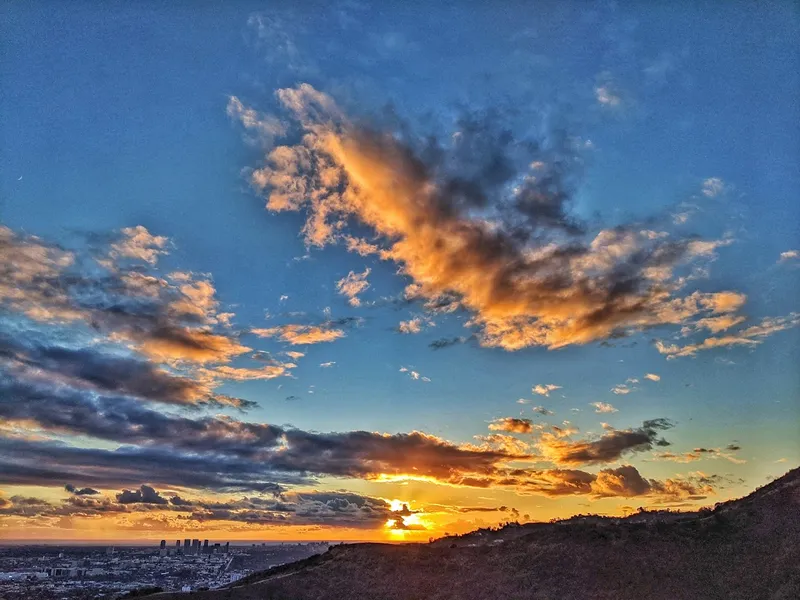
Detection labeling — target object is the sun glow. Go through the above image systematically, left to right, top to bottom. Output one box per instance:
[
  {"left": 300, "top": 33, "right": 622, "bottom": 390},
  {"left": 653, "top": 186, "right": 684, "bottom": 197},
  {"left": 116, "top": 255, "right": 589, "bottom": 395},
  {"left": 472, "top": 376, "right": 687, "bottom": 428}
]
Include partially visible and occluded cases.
[{"left": 384, "top": 499, "right": 431, "bottom": 539}]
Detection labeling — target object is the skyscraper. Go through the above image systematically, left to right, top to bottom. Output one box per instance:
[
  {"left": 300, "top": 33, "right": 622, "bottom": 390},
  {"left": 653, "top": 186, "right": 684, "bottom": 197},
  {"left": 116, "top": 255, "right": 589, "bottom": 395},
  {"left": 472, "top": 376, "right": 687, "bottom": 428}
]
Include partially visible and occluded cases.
[
  {"left": 183, "top": 539, "right": 190, "bottom": 553},
  {"left": 203, "top": 539, "right": 209, "bottom": 554},
  {"left": 160, "top": 540, "right": 166, "bottom": 549}
]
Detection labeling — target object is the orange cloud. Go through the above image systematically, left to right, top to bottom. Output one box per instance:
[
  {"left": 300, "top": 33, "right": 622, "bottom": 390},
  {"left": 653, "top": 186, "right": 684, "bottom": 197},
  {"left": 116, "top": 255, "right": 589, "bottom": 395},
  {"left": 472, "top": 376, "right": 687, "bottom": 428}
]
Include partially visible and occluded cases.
[
  {"left": 237, "top": 85, "right": 747, "bottom": 351},
  {"left": 656, "top": 312, "right": 800, "bottom": 358},
  {"left": 252, "top": 324, "right": 345, "bottom": 345},
  {"left": 488, "top": 418, "right": 534, "bottom": 434}
]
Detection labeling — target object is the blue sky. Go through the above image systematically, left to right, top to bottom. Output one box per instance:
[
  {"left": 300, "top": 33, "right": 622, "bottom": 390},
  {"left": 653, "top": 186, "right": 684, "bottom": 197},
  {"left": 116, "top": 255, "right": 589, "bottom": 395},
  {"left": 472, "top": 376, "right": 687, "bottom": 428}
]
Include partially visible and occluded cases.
[{"left": 0, "top": 1, "right": 798, "bottom": 541}]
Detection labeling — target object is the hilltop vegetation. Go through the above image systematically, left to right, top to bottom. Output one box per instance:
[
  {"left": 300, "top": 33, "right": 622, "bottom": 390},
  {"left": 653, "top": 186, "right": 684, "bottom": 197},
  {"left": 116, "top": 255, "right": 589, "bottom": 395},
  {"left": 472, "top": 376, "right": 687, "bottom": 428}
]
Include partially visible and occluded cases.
[{"left": 153, "top": 468, "right": 800, "bottom": 600}]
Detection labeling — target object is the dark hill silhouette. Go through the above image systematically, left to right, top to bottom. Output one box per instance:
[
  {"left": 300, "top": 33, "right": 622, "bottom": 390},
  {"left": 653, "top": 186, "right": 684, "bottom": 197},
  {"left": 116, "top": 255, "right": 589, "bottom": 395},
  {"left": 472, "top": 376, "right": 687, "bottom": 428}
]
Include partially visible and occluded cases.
[{"left": 151, "top": 468, "right": 800, "bottom": 600}]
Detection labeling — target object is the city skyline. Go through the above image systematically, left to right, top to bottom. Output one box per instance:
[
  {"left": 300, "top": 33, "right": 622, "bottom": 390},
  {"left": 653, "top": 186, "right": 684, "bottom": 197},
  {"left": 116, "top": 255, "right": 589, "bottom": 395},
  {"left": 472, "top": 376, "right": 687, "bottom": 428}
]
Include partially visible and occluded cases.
[{"left": 1, "top": 1, "right": 798, "bottom": 543}]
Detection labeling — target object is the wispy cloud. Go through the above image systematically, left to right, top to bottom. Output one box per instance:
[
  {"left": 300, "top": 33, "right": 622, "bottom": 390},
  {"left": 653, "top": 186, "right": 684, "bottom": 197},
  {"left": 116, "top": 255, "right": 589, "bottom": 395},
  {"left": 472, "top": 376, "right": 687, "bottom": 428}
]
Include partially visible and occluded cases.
[
  {"left": 595, "top": 85, "right": 621, "bottom": 107},
  {"left": 226, "top": 96, "right": 287, "bottom": 146},
  {"left": 701, "top": 177, "right": 725, "bottom": 198},
  {"left": 110, "top": 225, "right": 169, "bottom": 265},
  {"left": 778, "top": 249, "right": 799, "bottom": 264},
  {"left": 336, "top": 268, "right": 371, "bottom": 307},
  {"left": 656, "top": 313, "right": 800, "bottom": 358},
  {"left": 397, "top": 316, "right": 434, "bottom": 334},
  {"left": 252, "top": 323, "right": 346, "bottom": 345},
  {"left": 399, "top": 367, "right": 430, "bottom": 382},
  {"left": 532, "top": 384, "right": 561, "bottom": 397},
  {"left": 591, "top": 402, "right": 619, "bottom": 414},
  {"left": 654, "top": 445, "right": 746, "bottom": 465}
]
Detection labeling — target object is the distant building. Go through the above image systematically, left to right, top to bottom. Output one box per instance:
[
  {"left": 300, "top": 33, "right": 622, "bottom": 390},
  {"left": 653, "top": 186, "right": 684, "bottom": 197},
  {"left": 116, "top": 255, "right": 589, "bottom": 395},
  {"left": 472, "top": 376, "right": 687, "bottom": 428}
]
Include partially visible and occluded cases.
[
  {"left": 183, "top": 539, "right": 191, "bottom": 553},
  {"left": 203, "top": 539, "right": 209, "bottom": 554},
  {"left": 160, "top": 540, "right": 166, "bottom": 549},
  {"left": 224, "top": 542, "right": 230, "bottom": 553},
  {"left": 46, "top": 567, "right": 88, "bottom": 578}
]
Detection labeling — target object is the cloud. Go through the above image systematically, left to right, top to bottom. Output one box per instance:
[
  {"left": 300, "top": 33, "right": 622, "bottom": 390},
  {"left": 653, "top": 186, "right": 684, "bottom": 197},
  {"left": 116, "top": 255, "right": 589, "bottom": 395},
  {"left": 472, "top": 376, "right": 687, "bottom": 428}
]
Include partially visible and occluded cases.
[
  {"left": 245, "top": 10, "right": 313, "bottom": 74},
  {"left": 239, "top": 85, "right": 746, "bottom": 351},
  {"left": 595, "top": 85, "right": 621, "bottom": 107},
  {"left": 227, "top": 96, "right": 287, "bottom": 146},
  {"left": 701, "top": 178, "right": 725, "bottom": 198},
  {"left": 0, "top": 226, "right": 253, "bottom": 366},
  {"left": 110, "top": 226, "right": 169, "bottom": 265},
  {"left": 0, "top": 227, "right": 313, "bottom": 412},
  {"left": 778, "top": 249, "right": 799, "bottom": 263},
  {"left": 336, "top": 268, "right": 371, "bottom": 306},
  {"left": 656, "top": 312, "right": 800, "bottom": 358},
  {"left": 690, "top": 314, "right": 746, "bottom": 334},
  {"left": 398, "top": 317, "right": 423, "bottom": 334},
  {"left": 252, "top": 323, "right": 346, "bottom": 345},
  {"left": 0, "top": 330, "right": 257, "bottom": 410},
  {"left": 429, "top": 336, "right": 468, "bottom": 349},
  {"left": 320, "top": 361, "right": 336, "bottom": 368},
  {"left": 200, "top": 362, "right": 296, "bottom": 383},
  {"left": 399, "top": 366, "right": 430, "bottom": 382},
  {"left": 3, "top": 369, "right": 691, "bottom": 500},
  {"left": 644, "top": 373, "right": 660, "bottom": 382},
  {"left": 532, "top": 384, "right": 561, "bottom": 397},
  {"left": 611, "top": 385, "right": 632, "bottom": 395},
  {"left": 591, "top": 402, "right": 619, "bottom": 413},
  {"left": 532, "top": 406, "right": 554, "bottom": 416},
  {"left": 488, "top": 417, "right": 534, "bottom": 434},
  {"left": 537, "top": 419, "right": 673, "bottom": 465},
  {"left": 0, "top": 433, "right": 711, "bottom": 503},
  {"left": 471, "top": 433, "right": 532, "bottom": 455},
  {"left": 654, "top": 445, "right": 746, "bottom": 465},
  {"left": 590, "top": 466, "right": 713, "bottom": 500},
  {"left": 65, "top": 484, "right": 99, "bottom": 496},
  {"left": 117, "top": 484, "right": 169, "bottom": 505},
  {"left": 1, "top": 486, "right": 404, "bottom": 530}
]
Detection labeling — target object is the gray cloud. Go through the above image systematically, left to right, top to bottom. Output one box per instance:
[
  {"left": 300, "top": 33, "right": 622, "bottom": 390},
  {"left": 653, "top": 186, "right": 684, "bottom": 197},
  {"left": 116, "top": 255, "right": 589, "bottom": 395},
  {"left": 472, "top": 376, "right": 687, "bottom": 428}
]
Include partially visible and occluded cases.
[
  {"left": 0, "top": 331, "right": 253, "bottom": 410},
  {"left": 538, "top": 419, "right": 674, "bottom": 465},
  {"left": 65, "top": 484, "right": 100, "bottom": 496},
  {"left": 116, "top": 484, "right": 169, "bottom": 505}
]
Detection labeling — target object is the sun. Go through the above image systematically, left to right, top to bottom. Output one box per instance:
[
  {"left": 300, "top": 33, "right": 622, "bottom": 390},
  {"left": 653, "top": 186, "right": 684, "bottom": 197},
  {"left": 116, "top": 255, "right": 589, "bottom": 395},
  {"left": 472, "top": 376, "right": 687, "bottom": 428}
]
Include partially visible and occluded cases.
[{"left": 384, "top": 499, "right": 430, "bottom": 540}]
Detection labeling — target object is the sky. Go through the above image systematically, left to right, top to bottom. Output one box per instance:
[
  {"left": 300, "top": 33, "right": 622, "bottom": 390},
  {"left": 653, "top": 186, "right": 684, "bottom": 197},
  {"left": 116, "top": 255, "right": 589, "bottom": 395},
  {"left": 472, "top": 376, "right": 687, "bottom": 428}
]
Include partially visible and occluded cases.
[{"left": 0, "top": 0, "right": 798, "bottom": 543}]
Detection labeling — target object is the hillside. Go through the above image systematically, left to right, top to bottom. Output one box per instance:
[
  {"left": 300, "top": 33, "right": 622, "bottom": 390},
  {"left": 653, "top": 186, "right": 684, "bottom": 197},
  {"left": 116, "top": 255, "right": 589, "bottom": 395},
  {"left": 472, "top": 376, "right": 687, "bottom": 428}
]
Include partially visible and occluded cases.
[{"left": 152, "top": 468, "right": 800, "bottom": 600}]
